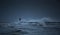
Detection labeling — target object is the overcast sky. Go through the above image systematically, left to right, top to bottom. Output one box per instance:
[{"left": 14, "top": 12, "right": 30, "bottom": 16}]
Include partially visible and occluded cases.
[{"left": 0, "top": 0, "right": 60, "bottom": 22}]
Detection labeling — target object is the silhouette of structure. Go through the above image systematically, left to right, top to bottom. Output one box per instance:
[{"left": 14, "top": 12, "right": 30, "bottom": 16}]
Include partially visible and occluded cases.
[{"left": 19, "top": 18, "right": 21, "bottom": 21}]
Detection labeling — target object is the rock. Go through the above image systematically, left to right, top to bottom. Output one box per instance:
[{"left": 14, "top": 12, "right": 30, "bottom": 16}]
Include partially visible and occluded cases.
[{"left": 15, "top": 30, "right": 22, "bottom": 32}]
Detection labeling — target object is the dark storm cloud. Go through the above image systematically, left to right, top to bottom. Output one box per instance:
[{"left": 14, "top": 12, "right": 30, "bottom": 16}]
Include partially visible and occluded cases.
[{"left": 0, "top": 0, "right": 60, "bottom": 22}]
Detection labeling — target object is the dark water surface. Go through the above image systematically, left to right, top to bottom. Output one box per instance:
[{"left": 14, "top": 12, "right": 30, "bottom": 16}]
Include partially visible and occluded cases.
[{"left": 0, "top": 22, "right": 60, "bottom": 35}]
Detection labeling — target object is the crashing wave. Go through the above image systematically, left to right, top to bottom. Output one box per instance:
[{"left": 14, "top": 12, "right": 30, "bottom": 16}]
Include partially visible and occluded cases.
[{"left": 18, "top": 17, "right": 54, "bottom": 27}]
